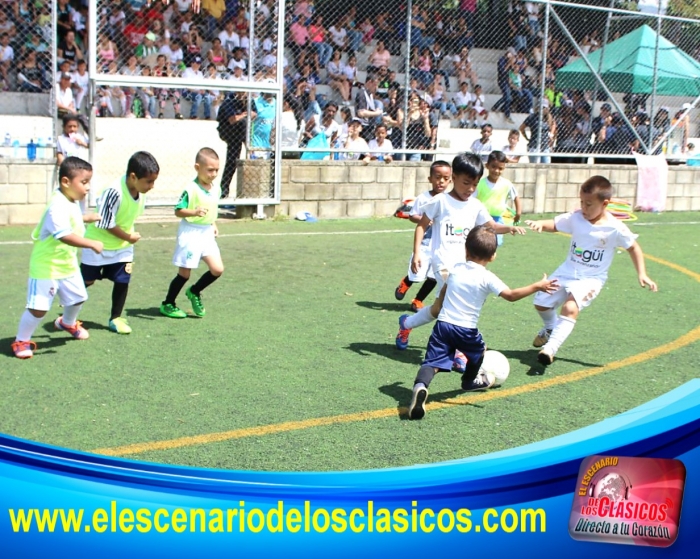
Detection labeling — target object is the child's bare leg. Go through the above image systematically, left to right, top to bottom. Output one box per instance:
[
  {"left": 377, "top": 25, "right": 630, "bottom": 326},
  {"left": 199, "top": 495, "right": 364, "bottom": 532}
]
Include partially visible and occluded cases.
[
  {"left": 189, "top": 255, "right": 224, "bottom": 296},
  {"left": 540, "top": 296, "right": 579, "bottom": 362}
]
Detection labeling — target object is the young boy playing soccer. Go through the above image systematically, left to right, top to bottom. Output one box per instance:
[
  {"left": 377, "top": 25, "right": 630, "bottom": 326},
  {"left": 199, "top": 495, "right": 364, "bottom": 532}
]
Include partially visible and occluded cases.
[
  {"left": 160, "top": 148, "right": 224, "bottom": 319},
  {"left": 473, "top": 150, "right": 521, "bottom": 247},
  {"left": 81, "top": 151, "right": 160, "bottom": 334},
  {"left": 396, "top": 153, "right": 526, "bottom": 352},
  {"left": 12, "top": 157, "right": 104, "bottom": 359},
  {"left": 394, "top": 160, "right": 451, "bottom": 312},
  {"left": 526, "top": 175, "right": 657, "bottom": 366},
  {"left": 408, "top": 225, "right": 557, "bottom": 419}
]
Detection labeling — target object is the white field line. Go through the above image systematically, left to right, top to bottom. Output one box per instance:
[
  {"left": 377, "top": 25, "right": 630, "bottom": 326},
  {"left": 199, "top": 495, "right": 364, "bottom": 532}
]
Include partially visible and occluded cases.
[{"left": 0, "top": 222, "right": 697, "bottom": 247}]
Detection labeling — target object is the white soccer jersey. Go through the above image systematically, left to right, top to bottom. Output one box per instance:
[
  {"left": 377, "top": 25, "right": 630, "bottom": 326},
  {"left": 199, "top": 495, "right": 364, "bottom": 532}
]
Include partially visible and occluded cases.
[
  {"left": 410, "top": 190, "right": 437, "bottom": 247},
  {"left": 422, "top": 193, "right": 492, "bottom": 272},
  {"left": 553, "top": 210, "right": 638, "bottom": 281},
  {"left": 438, "top": 261, "right": 508, "bottom": 328}
]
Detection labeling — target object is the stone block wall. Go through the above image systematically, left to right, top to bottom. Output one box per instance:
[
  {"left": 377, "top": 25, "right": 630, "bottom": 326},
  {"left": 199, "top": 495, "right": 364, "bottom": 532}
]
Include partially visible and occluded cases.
[{"left": 2, "top": 160, "right": 699, "bottom": 225}]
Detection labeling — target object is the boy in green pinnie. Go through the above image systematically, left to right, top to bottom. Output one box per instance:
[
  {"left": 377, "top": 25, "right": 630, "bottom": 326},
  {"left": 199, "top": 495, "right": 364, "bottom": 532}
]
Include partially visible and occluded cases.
[
  {"left": 160, "top": 148, "right": 224, "bottom": 318},
  {"left": 474, "top": 150, "right": 521, "bottom": 246},
  {"left": 81, "top": 151, "right": 160, "bottom": 334}
]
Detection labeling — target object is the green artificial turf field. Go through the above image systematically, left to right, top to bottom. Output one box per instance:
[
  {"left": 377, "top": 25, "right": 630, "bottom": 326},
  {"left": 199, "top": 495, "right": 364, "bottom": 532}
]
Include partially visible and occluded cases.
[{"left": 0, "top": 212, "right": 698, "bottom": 472}]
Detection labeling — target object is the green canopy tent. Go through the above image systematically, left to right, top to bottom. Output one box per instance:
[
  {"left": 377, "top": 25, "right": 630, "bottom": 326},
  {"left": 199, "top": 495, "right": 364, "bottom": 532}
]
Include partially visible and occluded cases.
[{"left": 555, "top": 24, "right": 700, "bottom": 96}]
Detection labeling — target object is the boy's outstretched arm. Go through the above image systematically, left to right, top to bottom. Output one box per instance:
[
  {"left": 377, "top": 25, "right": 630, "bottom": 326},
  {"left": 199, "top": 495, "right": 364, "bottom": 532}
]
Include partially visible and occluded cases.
[
  {"left": 411, "top": 215, "right": 431, "bottom": 273},
  {"left": 525, "top": 219, "right": 557, "bottom": 233},
  {"left": 488, "top": 220, "right": 526, "bottom": 236},
  {"left": 60, "top": 234, "right": 103, "bottom": 254},
  {"left": 627, "top": 242, "right": 658, "bottom": 291},
  {"left": 499, "top": 274, "right": 559, "bottom": 302}
]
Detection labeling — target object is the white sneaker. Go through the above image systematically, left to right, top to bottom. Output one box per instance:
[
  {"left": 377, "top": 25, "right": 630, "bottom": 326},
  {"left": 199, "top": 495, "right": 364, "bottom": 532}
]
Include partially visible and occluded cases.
[
  {"left": 532, "top": 328, "right": 552, "bottom": 348},
  {"left": 463, "top": 371, "right": 496, "bottom": 391}
]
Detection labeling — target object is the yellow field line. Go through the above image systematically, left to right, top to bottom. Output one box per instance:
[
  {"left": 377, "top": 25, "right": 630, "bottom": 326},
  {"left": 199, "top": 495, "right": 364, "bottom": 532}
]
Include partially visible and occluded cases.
[{"left": 93, "top": 256, "right": 700, "bottom": 458}]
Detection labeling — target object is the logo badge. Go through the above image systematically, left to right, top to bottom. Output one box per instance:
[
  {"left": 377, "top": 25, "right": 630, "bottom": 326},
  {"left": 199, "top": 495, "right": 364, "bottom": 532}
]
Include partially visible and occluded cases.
[{"left": 569, "top": 455, "right": 685, "bottom": 547}]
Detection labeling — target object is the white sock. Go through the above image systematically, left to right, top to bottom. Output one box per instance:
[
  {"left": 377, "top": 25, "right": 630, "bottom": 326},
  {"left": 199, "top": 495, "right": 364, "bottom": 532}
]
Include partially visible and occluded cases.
[
  {"left": 62, "top": 303, "right": 83, "bottom": 326},
  {"left": 404, "top": 305, "right": 435, "bottom": 329},
  {"left": 537, "top": 308, "right": 558, "bottom": 331},
  {"left": 16, "top": 310, "right": 43, "bottom": 342},
  {"left": 543, "top": 316, "right": 576, "bottom": 355},
  {"left": 414, "top": 382, "right": 426, "bottom": 390}
]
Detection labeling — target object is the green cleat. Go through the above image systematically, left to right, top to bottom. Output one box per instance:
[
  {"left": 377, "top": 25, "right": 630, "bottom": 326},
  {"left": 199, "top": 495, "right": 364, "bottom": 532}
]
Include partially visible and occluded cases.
[
  {"left": 186, "top": 287, "right": 206, "bottom": 317},
  {"left": 160, "top": 303, "right": 187, "bottom": 319},
  {"left": 108, "top": 316, "right": 132, "bottom": 334}
]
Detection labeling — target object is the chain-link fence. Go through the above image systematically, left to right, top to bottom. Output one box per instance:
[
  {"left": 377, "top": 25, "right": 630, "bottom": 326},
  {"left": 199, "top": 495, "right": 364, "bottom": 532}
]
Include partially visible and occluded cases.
[
  {"left": 0, "top": 0, "right": 57, "bottom": 159},
  {"left": 89, "top": 0, "right": 284, "bottom": 207}
]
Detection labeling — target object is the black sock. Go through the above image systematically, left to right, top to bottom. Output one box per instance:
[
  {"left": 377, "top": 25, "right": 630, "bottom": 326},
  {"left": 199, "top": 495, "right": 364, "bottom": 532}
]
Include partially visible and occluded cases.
[
  {"left": 190, "top": 271, "right": 220, "bottom": 295},
  {"left": 164, "top": 274, "right": 188, "bottom": 306},
  {"left": 401, "top": 275, "right": 414, "bottom": 287},
  {"left": 414, "top": 278, "right": 437, "bottom": 302},
  {"left": 111, "top": 283, "right": 129, "bottom": 320},
  {"left": 460, "top": 354, "right": 485, "bottom": 389},
  {"left": 415, "top": 364, "right": 437, "bottom": 388}
]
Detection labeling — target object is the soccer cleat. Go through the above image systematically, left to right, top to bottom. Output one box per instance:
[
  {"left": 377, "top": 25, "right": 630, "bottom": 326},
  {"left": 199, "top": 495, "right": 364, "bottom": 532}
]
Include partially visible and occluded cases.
[
  {"left": 394, "top": 278, "right": 411, "bottom": 301},
  {"left": 186, "top": 287, "right": 206, "bottom": 317},
  {"left": 410, "top": 298, "right": 424, "bottom": 312},
  {"left": 160, "top": 303, "right": 187, "bottom": 319},
  {"left": 395, "top": 314, "right": 412, "bottom": 350},
  {"left": 54, "top": 317, "right": 89, "bottom": 339},
  {"left": 108, "top": 317, "right": 132, "bottom": 334},
  {"left": 532, "top": 328, "right": 552, "bottom": 348},
  {"left": 12, "top": 340, "right": 36, "bottom": 359},
  {"left": 538, "top": 348, "right": 555, "bottom": 366},
  {"left": 452, "top": 350, "right": 467, "bottom": 373},
  {"left": 463, "top": 371, "right": 496, "bottom": 392},
  {"left": 408, "top": 385, "right": 429, "bottom": 420}
]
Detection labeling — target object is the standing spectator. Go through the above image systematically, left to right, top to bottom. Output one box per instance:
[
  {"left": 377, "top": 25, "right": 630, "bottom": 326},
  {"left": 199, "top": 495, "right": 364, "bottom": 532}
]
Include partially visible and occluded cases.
[
  {"left": 0, "top": 32, "right": 13, "bottom": 89},
  {"left": 492, "top": 50, "right": 515, "bottom": 124},
  {"left": 181, "top": 56, "right": 211, "bottom": 120},
  {"left": 355, "top": 75, "right": 383, "bottom": 142},
  {"left": 250, "top": 90, "right": 276, "bottom": 159},
  {"left": 217, "top": 91, "right": 248, "bottom": 198},
  {"left": 405, "top": 93, "right": 432, "bottom": 161},
  {"left": 280, "top": 94, "right": 305, "bottom": 158},
  {"left": 520, "top": 99, "right": 555, "bottom": 163},
  {"left": 304, "top": 102, "right": 340, "bottom": 153},
  {"left": 56, "top": 114, "right": 88, "bottom": 165},
  {"left": 340, "top": 118, "right": 370, "bottom": 162}
]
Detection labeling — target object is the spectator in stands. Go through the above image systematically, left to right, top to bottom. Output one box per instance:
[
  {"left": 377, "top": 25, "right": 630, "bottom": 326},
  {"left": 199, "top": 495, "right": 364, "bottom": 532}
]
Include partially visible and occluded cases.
[
  {"left": 56, "top": 0, "right": 74, "bottom": 42},
  {"left": 524, "top": 1, "right": 541, "bottom": 39},
  {"left": 507, "top": 3, "right": 528, "bottom": 52},
  {"left": 107, "top": 4, "right": 126, "bottom": 43},
  {"left": 410, "top": 4, "right": 434, "bottom": 50},
  {"left": 344, "top": 7, "right": 363, "bottom": 55},
  {"left": 123, "top": 9, "right": 150, "bottom": 52},
  {"left": 374, "top": 11, "right": 398, "bottom": 55},
  {"left": 308, "top": 14, "right": 333, "bottom": 68},
  {"left": 289, "top": 16, "right": 310, "bottom": 61},
  {"left": 360, "top": 16, "right": 375, "bottom": 48},
  {"left": 452, "top": 16, "right": 475, "bottom": 52},
  {"left": 328, "top": 17, "right": 348, "bottom": 53},
  {"left": 218, "top": 19, "right": 240, "bottom": 54},
  {"left": 24, "top": 27, "right": 50, "bottom": 61},
  {"left": 183, "top": 28, "right": 204, "bottom": 66},
  {"left": 57, "top": 30, "right": 83, "bottom": 69},
  {"left": 136, "top": 31, "right": 159, "bottom": 62},
  {"left": 0, "top": 32, "right": 12, "bottom": 90},
  {"left": 97, "top": 33, "right": 119, "bottom": 69},
  {"left": 160, "top": 37, "right": 185, "bottom": 67},
  {"left": 207, "top": 37, "right": 228, "bottom": 71},
  {"left": 548, "top": 38, "right": 569, "bottom": 70},
  {"left": 367, "top": 40, "right": 391, "bottom": 75},
  {"left": 429, "top": 42, "right": 451, "bottom": 87},
  {"left": 226, "top": 46, "right": 246, "bottom": 74},
  {"left": 452, "top": 46, "right": 478, "bottom": 89},
  {"left": 327, "top": 49, "right": 351, "bottom": 105},
  {"left": 16, "top": 50, "right": 49, "bottom": 93},
  {"left": 492, "top": 50, "right": 515, "bottom": 123},
  {"left": 342, "top": 52, "right": 358, "bottom": 86},
  {"left": 153, "top": 53, "right": 183, "bottom": 119},
  {"left": 507, "top": 54, "right": 533, "bottom": 115},
  {"left": 182, "top": 56, "right": 212, "bottom": 120},
  {"left": 71, "top": 59, "right": 89, "bottom": 113},
  {"left": 294, "top": 60, "right": 321, "bottom": 120},
  {"left": 137, "top": 65, "right": 159, "bottom": 118},
  {"left": 376, "top": 66, "right": 398, "bottom": 107},
  {"left": 56, "top": 71, "right": 89, "bottom": 131},
  {"left": 355, "top": 74, "right": 384, "bottom": 142},
  {"left": 428, "top": 76, "right": 456, "bottom": 120},
  {"left": 454, "top": 82, "right": 473, "bottom": 128},
  {"left": 469, "top": 84, "right": 489, "bottom": 129},
  {"left": 383, "top": 87, "right": 404, "bottom": 158},
  {"left": 250, "top": 89, "right": 276, "bottom": 159},
  {"left": 217, "top": 91, "right": 248, "bottom": 197},
  {"left": 405, "top": 93, "right": 432, "bottom": 161},
  {"left": 280, "top": 94, "right": 304, "bottom": 158},
  {"left": 520, "top": 99, "right": 555, "bottom": 163},
  {"left": 304, "top": 101, "right": 340, "bottom": 152},
  {"left": 573, "top": 101, "right": 592, "bottom": 153},
  {"left": 553, "top": 103, "right": 579, "bottom": 162},
  {"left": 671, "top": 104, "right": 691, "bottom": 154},
  {"left": 651, "top": 107, "right": 671, "bottom": 148},
  {"left": 56, "top": 114, "right": 88, "bottom": 165},
  {"left": 340, "top": 117, "right": 371, "bottom": 162},
  {"left": 368, "top": 123, "right": 394, "bottom": 163},
  {"left": 470, "top": 123, "right": 494, "bottom": 162},
  {"left": 502, "top": 129, "right": 523, "bottom": 163}
]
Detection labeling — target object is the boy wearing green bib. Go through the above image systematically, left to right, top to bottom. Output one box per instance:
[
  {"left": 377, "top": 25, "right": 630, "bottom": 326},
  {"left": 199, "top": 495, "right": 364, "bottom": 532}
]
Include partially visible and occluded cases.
[
  {"left": 160, "top": 148, "right": 224, "bottom": 319},
  {"left": 474, "top": 150, "right": 521, "bottom": 247},
  {"left": 81, "top": 152, "right": 160, "bottom": 334},
  {"left": 12, "top": 157, "right": 104, "bottom": 359}
]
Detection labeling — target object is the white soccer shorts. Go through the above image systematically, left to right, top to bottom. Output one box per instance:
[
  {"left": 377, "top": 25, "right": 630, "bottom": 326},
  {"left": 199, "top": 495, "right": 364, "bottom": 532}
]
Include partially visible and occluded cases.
[
  {"left": 172, "top": 221, "right": 221, "bottom": 269},
  {"left": 407, "top": 246, "right": 435, "bottom": 283},
  {"left": 26, "top": 274, "right": 88, "bottom": 311},
  {"left": 533, "top": 276, "right": 604, "bottom": 311}
]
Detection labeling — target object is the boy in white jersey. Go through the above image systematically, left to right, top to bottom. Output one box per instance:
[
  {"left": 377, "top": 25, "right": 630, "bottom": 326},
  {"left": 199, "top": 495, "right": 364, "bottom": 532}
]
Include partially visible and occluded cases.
[
  {"left": 160, "top": 148, "right": 224, "bottom": 319},
  {"left": 473, "top": 150, "right": 521, "bottom": 246},
  {"left": 81, "top": 152, "right": 160, "bottom": 334},
  {"left": 396, "top": 153, "right": 526, "bottom": 351},
  {"left": 12, "top": 157, "right": 104, "bottom": 359},
  {"left": 394, "top": 160, "right": 451, "bottom": 312},
  {"left": 526, "top": 176, "right": 657, "bottom": 366},
  {"left": 408, "top": 226, "right": 557, "bottom": 420}
]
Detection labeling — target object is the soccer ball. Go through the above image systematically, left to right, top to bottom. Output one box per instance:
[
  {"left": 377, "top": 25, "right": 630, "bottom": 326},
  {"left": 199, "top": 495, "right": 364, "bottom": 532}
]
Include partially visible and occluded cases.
[{"left": 480, "top": 350, "right": 510, "bottom": 387}]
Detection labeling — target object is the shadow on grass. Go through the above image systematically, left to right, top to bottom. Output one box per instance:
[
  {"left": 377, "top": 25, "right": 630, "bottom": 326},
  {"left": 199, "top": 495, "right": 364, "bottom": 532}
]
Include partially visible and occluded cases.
[
  {"left": 355, "top": 301, "right": 413, "bottom": 313},
  {"left": 127, "top": 307, "right": 167, "bottom": 320},
  {"left": 345, "top": 342, "right": 424, "bottom": 365},
  {"left": 494, "top": 348, "right": 603, "bottom": 377},
  {"left": 379, "top": 381, "right": 484, "bottom": 420}
]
